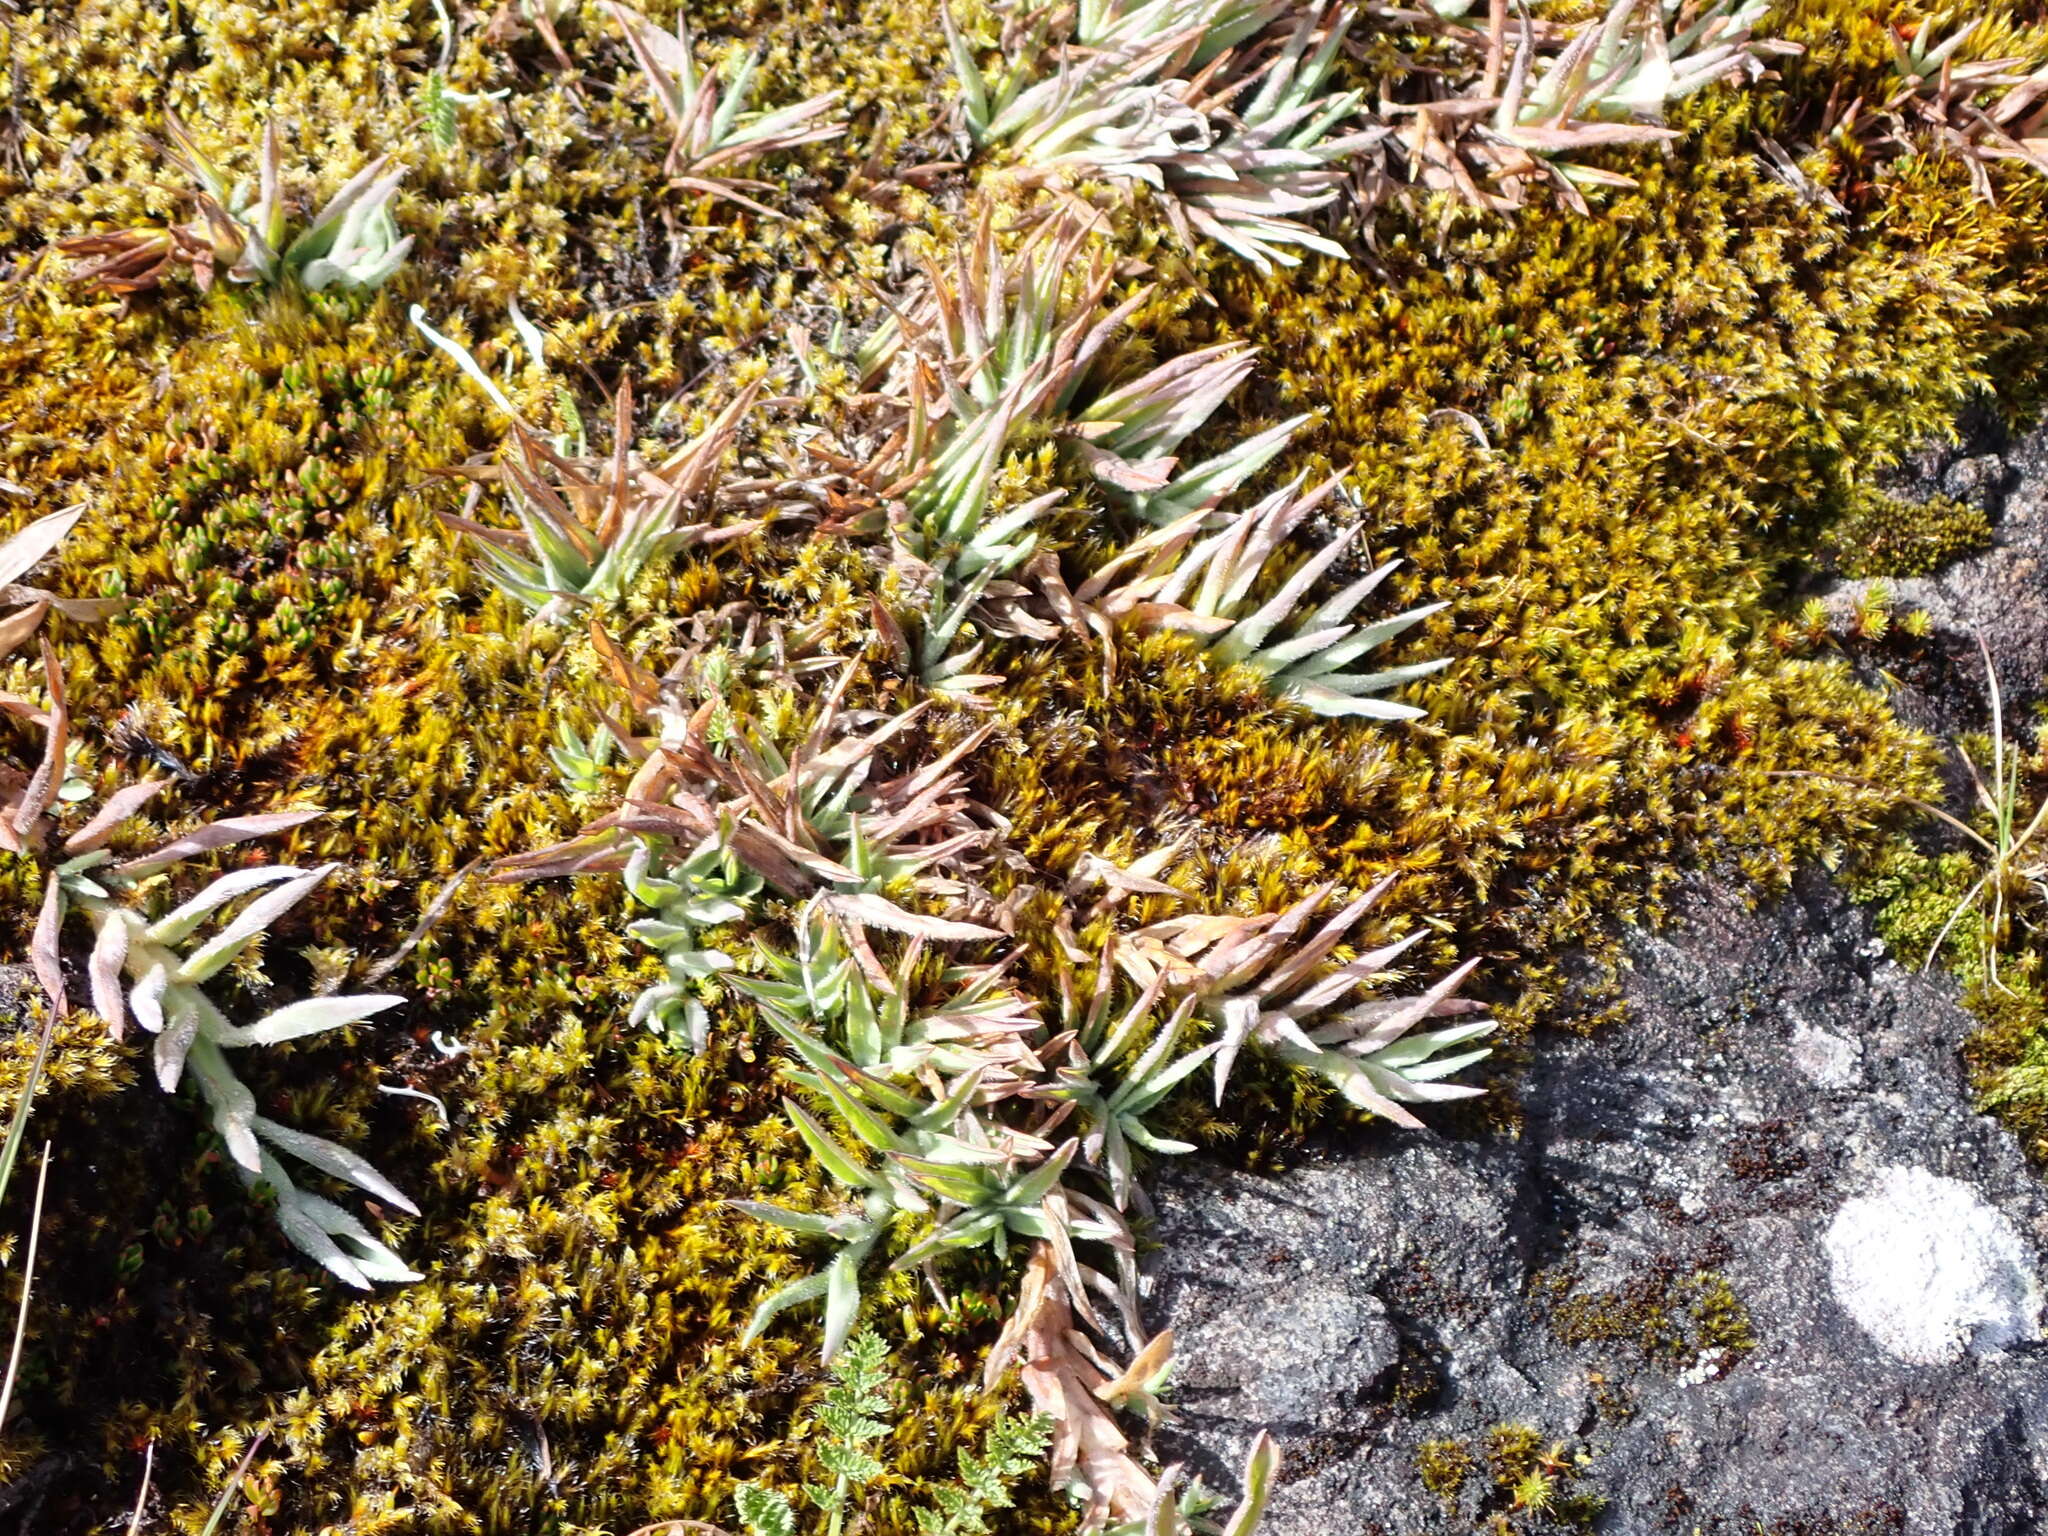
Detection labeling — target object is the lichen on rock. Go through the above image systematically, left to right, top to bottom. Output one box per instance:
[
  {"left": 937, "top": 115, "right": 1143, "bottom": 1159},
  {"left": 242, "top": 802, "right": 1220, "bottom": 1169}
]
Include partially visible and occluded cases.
[{"left": 1824, "top": 1163, "right": 2042, "bottom": 1366}]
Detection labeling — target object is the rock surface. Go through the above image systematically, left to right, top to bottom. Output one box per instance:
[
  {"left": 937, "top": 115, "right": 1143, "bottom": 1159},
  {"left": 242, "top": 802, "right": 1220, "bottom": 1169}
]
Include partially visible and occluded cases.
[
  {"left": 1825, "top": 404, "right": 2048, "bottom": 727},
  {"left": 1145, "top": 874, "right": 2048, "bottom": 1534}
]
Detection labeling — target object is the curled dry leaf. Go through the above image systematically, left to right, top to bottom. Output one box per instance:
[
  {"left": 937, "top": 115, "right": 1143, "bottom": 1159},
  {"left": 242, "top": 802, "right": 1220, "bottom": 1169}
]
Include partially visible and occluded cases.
[
  {"left": 31, "top": 870, "right": 66, "bottom": 1019},
  {"left": 985, "top": 1242, "right": 1163, "bottom": 1529}
]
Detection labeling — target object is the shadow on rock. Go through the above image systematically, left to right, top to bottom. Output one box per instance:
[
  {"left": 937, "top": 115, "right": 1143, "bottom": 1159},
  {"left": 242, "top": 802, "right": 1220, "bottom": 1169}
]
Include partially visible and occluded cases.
[{"left": 1145, "top": 873, "right": 2048, "bottom": 1534}]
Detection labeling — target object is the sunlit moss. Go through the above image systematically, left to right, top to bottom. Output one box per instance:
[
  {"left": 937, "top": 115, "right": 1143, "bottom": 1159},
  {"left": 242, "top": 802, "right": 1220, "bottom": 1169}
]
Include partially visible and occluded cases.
[
  {"left": 4, "top": 0, "right": 2048, "bottom": 1529},
  {"left": 1825, "top": 487, "right": 1993, "bottom": 579}
]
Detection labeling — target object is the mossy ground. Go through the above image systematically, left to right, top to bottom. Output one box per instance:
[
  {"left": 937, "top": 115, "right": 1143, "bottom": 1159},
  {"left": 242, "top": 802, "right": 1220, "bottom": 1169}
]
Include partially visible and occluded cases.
[
  {"left": 4, "top": 1, "right": 2048, "bottom": 1532},
  {"left": 1822, "top": 488, "right": 1994, "bottom": 580},
  {"left": 1852, "top": 818, "right": 2048, "bottom": 1168},
  {"left": 1412, "top": 1424, "right": 1604, "bottom": 1532}
]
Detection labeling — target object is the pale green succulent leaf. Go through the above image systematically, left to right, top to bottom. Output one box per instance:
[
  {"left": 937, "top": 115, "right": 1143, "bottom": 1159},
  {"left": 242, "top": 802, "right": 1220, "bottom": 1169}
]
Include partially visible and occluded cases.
[
  {"left": 145, "top": 865, "right": 305, "bottom": 948},
  {"left": 175, "top": 865, "right": 333, "bottom": 984},
  {"left": 215, "top": 993, "right": 405, "bottom": 1049},
  {"left": 782, "top": 1098, "right": 883, "bottom": 1190},
  {"left": 250, "top": 1114, "right": 420, "bottom": 1215},
  {"left": 741, "top": 1269, "right": 832, "bottom": 1344},
  {"left": 1221, "top": 1431, "right": 1280, "bottom": 1536}
]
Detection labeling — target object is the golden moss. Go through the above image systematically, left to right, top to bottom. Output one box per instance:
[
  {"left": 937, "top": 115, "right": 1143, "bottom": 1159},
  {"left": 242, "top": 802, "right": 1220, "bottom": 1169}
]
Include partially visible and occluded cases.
[
  {"left": 2, "top": 0, "right": 2048, "bottom": 1529},
  {"left": 1824, "top": 488, "right": 1993, "bottom": 579},
  {"left": 1535, "top": 1257, "right": 1757, "bottom": 1376},
  {"left": 1412, "top": 1427, "right": 1604, "bottom": 1533},
  {"left": 1416, "top": 1436, "right": 1473, "bottom": 1513}
]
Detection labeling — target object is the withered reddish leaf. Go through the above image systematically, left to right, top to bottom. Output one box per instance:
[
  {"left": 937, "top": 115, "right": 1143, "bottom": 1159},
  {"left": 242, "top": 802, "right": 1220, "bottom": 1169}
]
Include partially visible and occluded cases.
[
  {"left": 0, "top": 600, "right": 50, "bottom": 661},
  {"left": 13, "top": 641, "right": 68, "bottom": 838},
  {"left": 64, "top": 778, "right": 172, "bottom": 855},
  {"left": 112, "top": 809, "right": 324, "bottom": 877},
  {"left": 30, "top": 875, "right": 65, "bottom": 1019},
  {"left": 985, "top": 1243, "right": 1161, "bottom": 1530}
]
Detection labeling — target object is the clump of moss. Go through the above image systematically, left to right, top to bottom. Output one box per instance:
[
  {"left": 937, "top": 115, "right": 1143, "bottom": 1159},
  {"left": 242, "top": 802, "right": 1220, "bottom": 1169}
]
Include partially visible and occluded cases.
[
  {"left": 1109, "top": 98, "right": 2043, "bottom": 1119},
  {"left": 1824, "top": 487, "right": 1994, "bottom": 579},
  {"left": 1844, "top": 739, "right": 2048, "bottom": 1169},
  {"left": 1848, "top": 840, "right": 1981, "bottom": 972},
  {"left": 0, "top": 976, "right": 133, "bottom": 1115},
  {"left": 1963, "top": 981, "right": 2048, "bottom": 1164},
  {"left": 1536, "top": 1258, "right": 1756, "bottom": 1374},
  {"left": 1690, "top": 1273, "right": 1760, "bottom": 1357},
  {"left": 1411, "top": 1425, "right": 1604, "bottom": 1532},
  {"left": 1486, "top": 1425, "right": 1603, "bottom": 1529},
  {"left": 1417, "top": 1436, "right": 1475, "bottom": 1514}
]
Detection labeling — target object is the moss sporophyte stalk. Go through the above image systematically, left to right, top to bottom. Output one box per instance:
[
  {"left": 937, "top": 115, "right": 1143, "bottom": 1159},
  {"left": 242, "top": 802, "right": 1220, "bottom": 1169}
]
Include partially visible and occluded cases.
[{"left": 4, "top": 0, "right": 2048, "bottom": 1529}]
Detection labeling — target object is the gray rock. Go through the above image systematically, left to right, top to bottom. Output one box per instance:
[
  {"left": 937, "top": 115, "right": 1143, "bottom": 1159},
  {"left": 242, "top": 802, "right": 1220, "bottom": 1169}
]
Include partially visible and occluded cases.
[
  {"left": 1822, "top": 405, "right": 2048, "bottom": 722},
  {"left": 1145, "top": 874, "right": 2048, "bottom": 1533},
  {"left": 1171, "top": 1281, "right": 1402, "bottom": 1431}
]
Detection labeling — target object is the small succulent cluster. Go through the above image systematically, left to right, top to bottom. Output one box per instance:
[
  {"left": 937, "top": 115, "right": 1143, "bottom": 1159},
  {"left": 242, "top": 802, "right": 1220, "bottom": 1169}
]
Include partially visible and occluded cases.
[
  {"left": 602, "top": 0, "right": 848, "bottom": 210},
  {"left": 944, "top": 0, "right": 1784, "bottom": 248},
  {"left": 947, "top": 0, "right": 1374, "bottom": 267},
  {"left": 1397, "top": 0, "right": 1783, "bottom": 210},
  {"left": 1852, "top": 15, "right": 2048, "bottom": 201},
  {"left": 60, "top": 117, "right": 412, "bottom": 297},
  {"left": 419, "top": 202, "right": 1450, "bottom": 729},
  {"left": 801, "top": 213, "right": 1442, "bottom": 715},
  {"left": 845, "top": 216, "right": 1286, "bottom": 689},
  {"left": 851, "top": 217, "right": 1137, "bottom": 690},
  {"left": 470, "top": 233, "right": 1497, "bottom": 1515},
  {"left": 413, "top": 306, "right": 766, "bottom": 622},
  {"left": 1078, "top": 473, "right": 1450, "bottom": 719},
  {"left": 0, "top": 513, "right": 416, "bottom": 1289},
  {"left": 480, "top": 590, "right": 1485, "bottom": 1526},
  {"left": 48, "top": 808, "right": 417, "bottom": 1289},
  {"left": 1113, "top": 877, "right": 1493, "bottom": 1123}
]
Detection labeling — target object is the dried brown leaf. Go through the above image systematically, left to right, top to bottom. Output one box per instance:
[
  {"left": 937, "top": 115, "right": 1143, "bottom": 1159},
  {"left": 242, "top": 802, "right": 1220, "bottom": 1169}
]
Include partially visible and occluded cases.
[{"left": 986, "top": 1243, "right": 1161, "bottom": 1530}]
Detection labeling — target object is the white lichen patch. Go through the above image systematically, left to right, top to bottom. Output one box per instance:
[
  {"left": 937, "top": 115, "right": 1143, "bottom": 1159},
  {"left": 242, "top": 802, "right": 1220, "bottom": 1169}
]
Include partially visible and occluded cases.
[
  {"left": 1790, "top": 1021, "right": 1859, "bottom": 1089},
  {"left": 1824, "top": 1164, "right": 2042, "bottom": 1365},
  {"left": 1677, "top": 1346, "right": 1730, "bottom": 1386}
]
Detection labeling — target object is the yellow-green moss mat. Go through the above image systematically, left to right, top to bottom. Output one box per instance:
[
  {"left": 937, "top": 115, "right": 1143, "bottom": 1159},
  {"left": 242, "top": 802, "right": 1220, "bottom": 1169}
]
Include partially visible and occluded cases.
[{"left": 3, "top": 1, "right": 2048, "bottom": 1530}]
